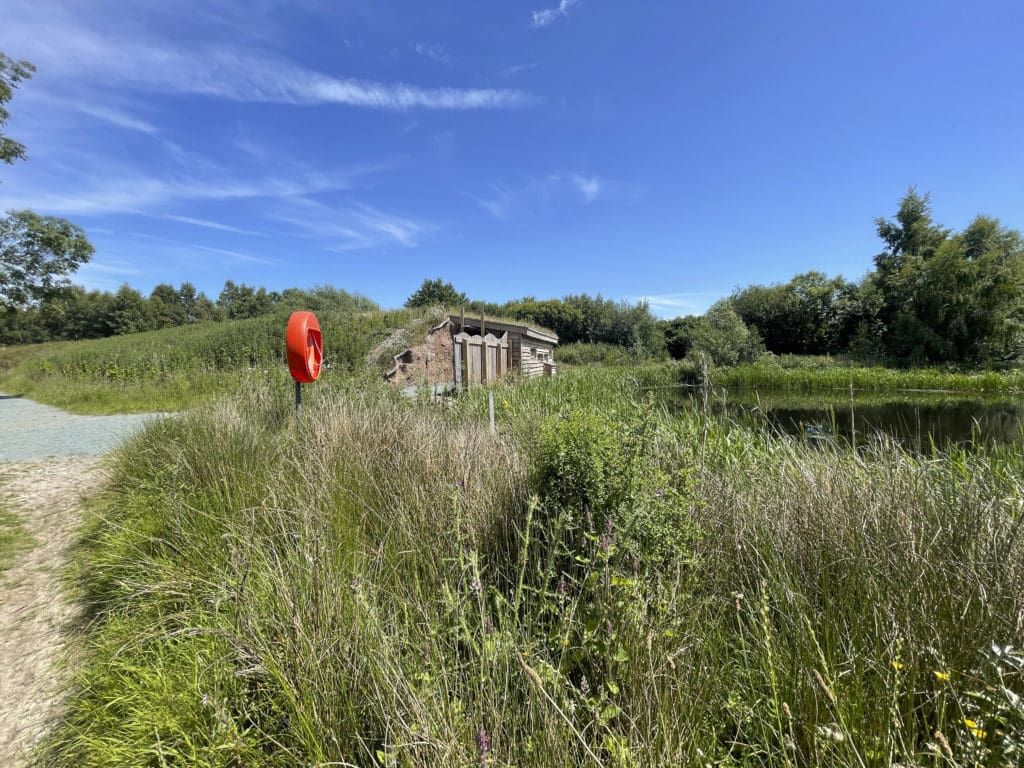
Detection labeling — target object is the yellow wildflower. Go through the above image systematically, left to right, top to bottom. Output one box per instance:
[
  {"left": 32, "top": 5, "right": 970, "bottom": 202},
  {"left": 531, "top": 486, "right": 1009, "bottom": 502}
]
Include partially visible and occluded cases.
[
  {"left": 891, "top": 661, "right": 905, "bottom": 671},
  {"left": 933, "top": 670, "right": 950, "bottom": 682},
  {"left": 963, "top": 718, "right": 987, "bottom": 739}
]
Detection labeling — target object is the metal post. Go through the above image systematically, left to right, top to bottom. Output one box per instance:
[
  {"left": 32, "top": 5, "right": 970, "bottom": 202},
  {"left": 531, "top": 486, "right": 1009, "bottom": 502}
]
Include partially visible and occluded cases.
[{"left": 295, "top": 381, "right": 302, "bottom": 423}]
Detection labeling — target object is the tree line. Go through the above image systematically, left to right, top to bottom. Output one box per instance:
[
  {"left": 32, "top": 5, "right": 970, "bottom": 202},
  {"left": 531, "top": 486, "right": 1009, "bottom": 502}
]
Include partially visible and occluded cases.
[
  {"left": 661, "top": 190, "right": 1024, "bottom": 367},
  {"left": 0, "top": 282, "right": 378, "bottom": 345}
]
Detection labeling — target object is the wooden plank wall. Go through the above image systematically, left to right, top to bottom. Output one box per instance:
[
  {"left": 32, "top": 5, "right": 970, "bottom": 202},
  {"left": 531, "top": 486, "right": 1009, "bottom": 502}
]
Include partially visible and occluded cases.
[
  {"left": 454, "top": 331, "right": 509, "bottom": 388},
  {"left": 519, "top": 339, "right": 555, "bottom": 378}
]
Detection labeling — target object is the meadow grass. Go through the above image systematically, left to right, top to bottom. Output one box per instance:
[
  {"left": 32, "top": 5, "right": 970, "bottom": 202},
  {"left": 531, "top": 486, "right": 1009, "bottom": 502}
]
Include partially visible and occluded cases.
[
  {"left": 0, "top": 308, "right": 419, "bottom": 413},
  {"left": 710, "top": 358, "right": 1024, "bottom": 393},
  {"left": 40, "top": 368, "right": 1024, "bottom": 767}
]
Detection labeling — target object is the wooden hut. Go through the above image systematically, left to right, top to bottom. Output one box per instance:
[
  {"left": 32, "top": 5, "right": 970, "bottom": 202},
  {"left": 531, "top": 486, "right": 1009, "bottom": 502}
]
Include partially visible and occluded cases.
[{"left": 450, "top": 314, "right": 558, "bottom": 387}]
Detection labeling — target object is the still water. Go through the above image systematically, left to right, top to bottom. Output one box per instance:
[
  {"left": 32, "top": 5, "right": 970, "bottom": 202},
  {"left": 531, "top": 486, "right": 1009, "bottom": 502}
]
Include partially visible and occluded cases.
[{"left": 688, "top": 390, "right": 1024, "bottom": 450}]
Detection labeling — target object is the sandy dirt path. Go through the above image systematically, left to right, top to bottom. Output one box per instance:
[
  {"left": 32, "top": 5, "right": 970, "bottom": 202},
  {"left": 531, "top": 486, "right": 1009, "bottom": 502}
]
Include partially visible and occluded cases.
[{"left": 0, "top": 457, "right": 107, "bottom": 767}]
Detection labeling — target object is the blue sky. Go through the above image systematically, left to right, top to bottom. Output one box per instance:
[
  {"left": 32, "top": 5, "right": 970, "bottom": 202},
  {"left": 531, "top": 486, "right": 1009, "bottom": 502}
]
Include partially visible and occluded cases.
[{"left": 1, "top": 0, "right": 1022, "bottom": 318}]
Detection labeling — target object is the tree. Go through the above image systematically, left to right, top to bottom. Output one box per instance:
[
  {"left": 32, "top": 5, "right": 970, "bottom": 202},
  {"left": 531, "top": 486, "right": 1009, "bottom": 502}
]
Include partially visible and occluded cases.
[
  {"left": 1, "top": 52, "right": 35, "bottom": 170},
  {"left": 869, "top": 192, "right": 1024, "bottom": 365},
  {"left": 1, "top": 210, "right": 93, "bottom": 308},
  {"left": 405, "top": 277, "right": 467, "bottom": 309},
  {"left": 217, "top": 280, "right": 274, "bottom": 319},
  {"left": 148, "top": 283, "right": 188, "bottom": 329},
  {"left": 688, "top": 301, "right": 765, "bottom": 366},
  {"left": 659, "top": 315, "right": 702, "bottom": 359}
]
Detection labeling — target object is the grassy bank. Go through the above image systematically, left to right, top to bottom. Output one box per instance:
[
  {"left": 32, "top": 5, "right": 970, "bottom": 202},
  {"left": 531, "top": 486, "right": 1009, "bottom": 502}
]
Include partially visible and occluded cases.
[
  {"left": 0, "top": 308, "right": 417, "bottom": 413},
  {"left": 708, "top": 357, "right": 1024, "bottom": 393},
  {"left": 42, "top": 369, "right": 1024, "bottom": 767}
]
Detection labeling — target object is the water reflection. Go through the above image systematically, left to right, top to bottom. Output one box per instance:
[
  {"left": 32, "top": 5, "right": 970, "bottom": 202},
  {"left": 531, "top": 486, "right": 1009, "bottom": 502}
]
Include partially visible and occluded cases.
[{"left": 685, "top": 389, "right": 1024, "bottom": 450}]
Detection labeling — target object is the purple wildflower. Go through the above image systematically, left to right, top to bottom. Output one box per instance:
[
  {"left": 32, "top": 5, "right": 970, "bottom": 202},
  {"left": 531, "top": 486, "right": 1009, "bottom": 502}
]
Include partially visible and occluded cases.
[{"left": 476, "top": 726, "right": 491, "bottom": 767}]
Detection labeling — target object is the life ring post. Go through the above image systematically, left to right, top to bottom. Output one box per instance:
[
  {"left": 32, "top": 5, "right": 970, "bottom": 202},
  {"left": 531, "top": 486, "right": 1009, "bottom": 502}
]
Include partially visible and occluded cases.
[{"left": 286, "top": 311, "right": 322, "bottom": 424}]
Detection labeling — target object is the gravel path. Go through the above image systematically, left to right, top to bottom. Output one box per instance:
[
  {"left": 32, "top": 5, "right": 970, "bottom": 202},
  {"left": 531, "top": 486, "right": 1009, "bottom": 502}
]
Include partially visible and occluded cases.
[
  {"left": 0, "top": 394, "right": 164, "bottom": 462},
  {"left": 0, "top": 395, "right": 166, "bottom": 766},
  {"left": 0, "top": 458, "right": 105, "bottom": 766}
]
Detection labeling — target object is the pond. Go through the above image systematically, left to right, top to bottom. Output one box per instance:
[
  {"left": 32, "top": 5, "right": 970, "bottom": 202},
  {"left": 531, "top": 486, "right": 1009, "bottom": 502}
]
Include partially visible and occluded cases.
[{"left": 685, "top": 389, "right": 1024, "bottom": 451}]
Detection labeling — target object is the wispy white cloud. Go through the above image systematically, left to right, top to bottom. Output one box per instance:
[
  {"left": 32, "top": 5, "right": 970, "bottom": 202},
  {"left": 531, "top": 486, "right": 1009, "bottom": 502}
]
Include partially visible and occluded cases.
[
  {"left": 532, "top": 0, "right": 579, "bottom": 29},
  {"left": 5, "top": 9, "right": 531, "bottom": 111},
  {"left": 413, "top": 42, "right": 452, "bottom": 65},
  {"left": 500, "top": 63, "right": 538, "bottom": 78},
  {"left": 74, "top": 104, "right": 159, "bottom": 135},
  {"left": 0, "top": 171, "right": 347, "bottom": 216},
  {"left": 471, "top": 172, "right": 604, "bottom": 219},
  {"left": 571, "top": 174, "right": 601, "bottom": 203},
  {"left": 469, "top": 183, "right": 515, "bottom": 220},
  {"left": 271, "top": 198, "right": 431, "bottom": 251},
  {"left": 157, "top": 214, "right": 265, "bottom": 236},
  {"left": 192, "top": 244, "right": 278, "bottom": 266},
  {"left": 75, "top": 259, "right": 143, "bottom": 292},
  {"left": 629, "top": 292, "right": 727, "bottom": 319}
]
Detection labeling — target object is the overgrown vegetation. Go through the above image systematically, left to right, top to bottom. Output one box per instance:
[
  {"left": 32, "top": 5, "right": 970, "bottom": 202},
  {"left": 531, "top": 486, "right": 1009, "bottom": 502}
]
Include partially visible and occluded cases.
[
  {"left": 0, "top": 305, "right": 422, "bottom": 412},
  {"left": 41, "top": 368, "right": 1024, "bottom": 767}
]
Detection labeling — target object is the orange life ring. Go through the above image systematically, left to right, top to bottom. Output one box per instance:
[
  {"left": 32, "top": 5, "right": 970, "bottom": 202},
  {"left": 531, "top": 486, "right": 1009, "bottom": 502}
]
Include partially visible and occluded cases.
[{"left": 286, "top": 311, "right": 323, "bottom": 383}]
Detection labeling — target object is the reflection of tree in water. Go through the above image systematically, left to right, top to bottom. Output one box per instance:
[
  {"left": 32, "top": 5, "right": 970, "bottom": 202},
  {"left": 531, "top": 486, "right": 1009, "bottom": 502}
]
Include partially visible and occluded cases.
[{"left": 717, "top": 398, "right": 1024, "bottom": 451}]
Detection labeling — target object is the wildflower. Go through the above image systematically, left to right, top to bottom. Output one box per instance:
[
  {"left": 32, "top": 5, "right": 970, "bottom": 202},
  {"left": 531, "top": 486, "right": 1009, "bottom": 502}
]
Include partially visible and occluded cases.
[
  {"left": 502, "top": 399, "right": 510, "bottom": 409},
  {"left": 654, "top": 487, "right": 665, "bottom": 498},
  {"left": 556, "top": 573, "right": 568, "bottom": 596},
  {"left": 470, "top": 578, "right": 482, "bottom": 595},
  {"left": 891, "top": 661, "right": 905, "bottom": 671},
  {"left": 933, "top": 670, "right": 950, "bottom": 682},
  {"left": 963, "top": 718, "right": 987, "bottom": 739},
  {"left": 816, "top": 724, "right": 845, "bottom": 743},
  {"left": 475, "top": 726, "right": 491, "bottom": 767}
]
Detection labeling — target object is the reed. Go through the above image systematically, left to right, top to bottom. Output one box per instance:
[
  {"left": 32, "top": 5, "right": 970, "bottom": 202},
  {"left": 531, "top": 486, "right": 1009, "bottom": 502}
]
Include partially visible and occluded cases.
[{"left": 39, "top": 368, "right": 1024, "bottom": 767}]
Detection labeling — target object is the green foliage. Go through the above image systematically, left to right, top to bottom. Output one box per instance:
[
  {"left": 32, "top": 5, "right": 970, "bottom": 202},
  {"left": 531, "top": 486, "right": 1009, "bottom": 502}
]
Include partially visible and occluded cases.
[
  {"left": 0, "top": 52, "right": 35, "bottom": 169},
  {"left": 870, "top": 190, "right": 1024, "bottom": 365},
  {"left": 0, "top": 210, "right": 94, "bottom": 309},
  {"left": 731, "top": 272, "right": 867, "bottom": 356},
  {"left": 404, "top": 277, "right": 468, "bottom": 308},
  {"left": 505, "top": 294, "right": 664, "bottom": 355},
  {"left": 687, "top": 300, "right": 765, "bottom": 366},
  {"left": 0, "top": 305, "right": 407, "bottom": 412},
  {"left": 659, "top": 314, "right": 701, "bottom": 359},
  {"left": 556, "top": 342, "right": 646, "bottom": 366},
  {"left": 710, "top": 357, "right": 1024, "bottom": 392},
  {"left": 38, "top": 368, "right": 1024, "bottom": 767},
  {"left": 532, "top": 403, "right": 697, "bottom": 564}
]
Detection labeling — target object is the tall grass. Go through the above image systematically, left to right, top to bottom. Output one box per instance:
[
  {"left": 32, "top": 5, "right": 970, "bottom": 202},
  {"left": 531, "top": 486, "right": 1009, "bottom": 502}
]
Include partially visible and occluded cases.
[
  {"left": 0, "top": 308, "right": 420, "bottom": 413},
  {"left": 711, "top": 358, "right": 1024, "bottom": 393},
  {"left": 42, "top": 369, "right": 1024, "bottom": 766}
]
